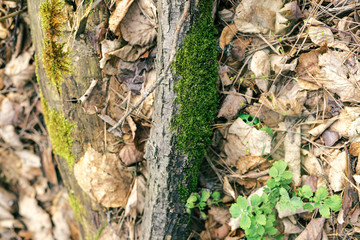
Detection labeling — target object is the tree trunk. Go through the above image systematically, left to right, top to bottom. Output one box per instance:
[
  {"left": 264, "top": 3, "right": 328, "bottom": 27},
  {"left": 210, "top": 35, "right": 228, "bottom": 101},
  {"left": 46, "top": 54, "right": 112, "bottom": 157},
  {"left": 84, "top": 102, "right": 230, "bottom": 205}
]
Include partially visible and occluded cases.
[
  {"left": 28, "top": 0, "right": 198, "bottom": 239},
  {"left": 27, "top": 1, "right": 106, "bottom": 239},
  {"left": 141, "top": 1, "right": 194, "bottom": 239}
]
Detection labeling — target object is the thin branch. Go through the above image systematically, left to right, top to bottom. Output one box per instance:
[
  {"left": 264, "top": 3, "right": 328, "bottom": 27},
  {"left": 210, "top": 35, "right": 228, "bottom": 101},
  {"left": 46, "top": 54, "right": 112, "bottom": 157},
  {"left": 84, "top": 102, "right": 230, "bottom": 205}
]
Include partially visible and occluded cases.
[
  {"left": 108, "top": 0, "right": 191, "bottom": 136},
  {"left": 0, "top": 6, "right": 27, "bottom": 21}
]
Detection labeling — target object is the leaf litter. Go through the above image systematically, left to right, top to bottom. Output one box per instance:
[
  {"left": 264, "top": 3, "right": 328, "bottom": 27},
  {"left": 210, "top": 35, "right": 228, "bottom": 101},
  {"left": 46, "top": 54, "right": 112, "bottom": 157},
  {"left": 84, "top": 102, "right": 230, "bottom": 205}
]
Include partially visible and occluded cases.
[{"left": 4, "top": 0, "right": 360, "bottom": 239}]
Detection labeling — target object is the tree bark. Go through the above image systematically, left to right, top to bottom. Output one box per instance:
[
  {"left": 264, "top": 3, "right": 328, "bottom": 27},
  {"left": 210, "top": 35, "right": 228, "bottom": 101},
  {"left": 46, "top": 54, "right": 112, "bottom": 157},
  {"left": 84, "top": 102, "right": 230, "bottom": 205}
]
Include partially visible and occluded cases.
[
  {"left": 27, "top": 1, "right": 106, "bottom": 239},
  {"left": 141, "top": 1, "right": 194, "bottom": 239}
]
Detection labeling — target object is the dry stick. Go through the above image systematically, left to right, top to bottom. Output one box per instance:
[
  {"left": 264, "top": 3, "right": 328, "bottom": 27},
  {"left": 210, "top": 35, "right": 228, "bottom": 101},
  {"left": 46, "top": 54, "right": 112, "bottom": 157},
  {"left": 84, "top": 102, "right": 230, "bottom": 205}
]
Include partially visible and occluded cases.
[
  {"left": 108, "top": 0, "right": 191, "bottom": 135},
  {"left": 0, "top": 6, "right": 27, "bottom": 21}
]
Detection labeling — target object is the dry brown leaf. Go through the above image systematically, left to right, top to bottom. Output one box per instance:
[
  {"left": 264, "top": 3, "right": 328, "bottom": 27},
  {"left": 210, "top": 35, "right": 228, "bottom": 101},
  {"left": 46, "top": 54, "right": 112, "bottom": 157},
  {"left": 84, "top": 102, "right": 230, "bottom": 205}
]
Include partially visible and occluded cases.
[
  {"left": 109, "top": 0, "right": 135, "bottom": 33},
  {"left": 120, "top": 0, "right": 157, "bottom": 47},
  {"left": 307, "top": 18, "right": 334, "bottom": 46},
  {"left": 219, "top": 24, "right": 238, "bottom": 50},
  {"left": 109, "top": 44, "right": 149, "bottom": 62},
  {"left": 295, "top": 48, "right": 324, "bottom": 90},
  {"left": 270, "top": 55, "right": 297, "bottom": 73},
  {"left": 219, "top": 65, "right": 232, "bottom": 86},
  {"left": 80, "top": 79, "right": 108, "bottom": 115},
  {"left": 217, "top": 90, "right": 246, "bottom": 120},
  {"left": 259, "top": 90, "right": 305, "bottom": 117},
  {"left": 0, "top": 98, "right": 23, "bottom": 126},
  {"left": 249, "top": 103, "right": 283, "bottom": 128},
  {"left": 307, "top": 117, "right": 338, "bottom": 137},
  {"left": 224, "top": 118, "right": 272, "bottom": 167},
  {"left": 349, "top": 118, "right": 360, "bottom": 142},
  {"left": 322, "top": 130, "right": 339, "bottom": 146},
  {"left": 350, "top": 142, "right": 360, "bottom": 157},
  {"left": 74, "top": 144, "right": 133, "bottom": 208},
  {"left": 119, "top": 144, "right": 143, "bottom": 165},
  {"left": 41, "top": 147, "right": 58, "bottom": 185},
  {"left": 301, "top": 149, "right": 323, "bottom": 178},
  {"left": 236, "top": 156, "right": 267, "bottom": 174},
  {"left": 124, "top": 175, "right": 146, "bottom": 219},
  {"left": 0, "top": 187, "right": 16, "bottom": 214},
  {"left": 208, "top": 206, "right": 231, "bottom": 225},
  {"left": 296, "top": 218, "right": 325, "bottom": 240}
]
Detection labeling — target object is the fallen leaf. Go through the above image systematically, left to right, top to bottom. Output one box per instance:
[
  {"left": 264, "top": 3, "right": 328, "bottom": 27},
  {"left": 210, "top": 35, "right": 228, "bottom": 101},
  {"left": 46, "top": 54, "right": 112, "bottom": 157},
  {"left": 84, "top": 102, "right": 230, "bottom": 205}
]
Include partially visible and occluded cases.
[
  {"left": 109, "top": 0, "right": 135, "bottom": 33},
  {"left": 120, "top": 0, "right": 157, "bottom": 47},
  {"left": 234, "top": 0, "right": 283, "bottom": 34},
  {"left": 307, "top": 18, "right": 334, "bottom": 46},
  {"left": 219, "top": 24, "right": 238, "bottom": 50},
  {"left": 108, "top": 44, "right": 150, "bottom": 62},
  {"left": 250, "top": 50, "right": 270, "bottom": 92},
  {"left": 4, "top": 51, "right": 35, "bottom": 88},
  {"left": 270, "top": 54, "right": 297, "bottom": 73},
  {"left": 219, "top": 65, "right": 232, "bottom": 86},
  {"left": 80, "top": 79, "right": 108, "bottom": 114},
  {"left": 217, "top": 89, "right": 247, "bottom": 120},
  {"left": 0, "top": 98, "right": 23, "bottom": 126},
  {"left": 249, "top": 103, "right": 283, "bottom": 128},
  {"left": 330, "top": 107, "right": 360, "bottom": 138},
  {"left": 224, "top": 118, "right": 272, "bottom": 166},
  {"left": 349, "top": 118, "right": 360, "bottom": 142},
  {"left": 279, "top": 121, "right": 301, "bottom": 186},
  {"left": 0, "top": 125, "right": 22, "bottom": 148},
  {"left": 322, "top": 130, "right": 339, "bottom": 146},
  {"left": 350, "top": 142, "right": 360, "bottom": 157},
  {"left": 74, "top": 144, "right": 133, "bottom": 208},
  {"left": 119, "top": 144, "right": 143, "bottom": 165},
  {"left": 327, "top": 151, "right": 346, "bottom": 192},
  {"left": 236, "top": 155, "right": 267, "bottom": 174},
  {"left": 124, "top": 175, "right": 146, "bottom": 219},
  {"left": 223, "top": 176, "right": 236, "bottom": 200},
  {"left": 19, "top": 195, "right": 54, "bottom": 240},
  {"left": 209, "top": 206, "right": 231, "bottom": 225},
  {"left": 282, "top": 217, "right": 304, "bottom": 234},
  {"left": 295, "top": 218, "right": 325, "bottom": 240}
]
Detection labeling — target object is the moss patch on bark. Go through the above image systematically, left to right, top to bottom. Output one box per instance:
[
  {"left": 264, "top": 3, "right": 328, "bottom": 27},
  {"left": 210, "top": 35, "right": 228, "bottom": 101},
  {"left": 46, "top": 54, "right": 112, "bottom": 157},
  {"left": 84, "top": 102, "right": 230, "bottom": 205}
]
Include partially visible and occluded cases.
[{"left": 172, "top": 0, "right": 219, "bottom": 201}]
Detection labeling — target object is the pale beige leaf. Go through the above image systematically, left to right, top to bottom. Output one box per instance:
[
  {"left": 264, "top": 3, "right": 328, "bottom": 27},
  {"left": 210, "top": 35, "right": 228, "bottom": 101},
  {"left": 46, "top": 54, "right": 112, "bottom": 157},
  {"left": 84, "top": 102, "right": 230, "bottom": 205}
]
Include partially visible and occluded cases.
[
  {"left": 109, "top": 0, "right": 135, "bottom": 33},
  {"left": 120, "top": 0, "right": 157, "bottom": 47},
  {"left": 234, "top": 0, "right": 283, "bottom": 34},
  {"left": 307, "top": 18, "right": 334, "bottom": 46},
  {"left": 219, "top": 24, "right": 238, "bottom": 50},
  {"left": 108, "top": 44, "right": 149, "bottom": 62},
  {"left": 250, "top": 50, "right": 270, "bottom": 91},
  {"left": 4, "top": 51, "right": 35, "bottom": 88},
  {"left": 330, "top": 107, "right": 360, "bottom": 138},
  {"left": 224, "top": 118, "right": 271, "bottom": 166},
  {"left": 0, "top": 125, "right": 22, "bottom": 148},
  {"left": 74, "top": 144, "right": 133, "bottom": 207},
  {"left": 119, "top": 144, "right": 143, "bottom": 165},
  {"left": 327, "top": 151, "right": 346, "bottom": 192},
  {"left": 124, "top": 175, "right": 146, "bottom": 219},
  {"left": 223, "top": 176, "right": 236, "bottom": 200},
  {"left": 19, "top": 195, "right": 54, "bottom": 240},
  {"left": 282, "top": 218, "right": 303, "bottom": 234}
]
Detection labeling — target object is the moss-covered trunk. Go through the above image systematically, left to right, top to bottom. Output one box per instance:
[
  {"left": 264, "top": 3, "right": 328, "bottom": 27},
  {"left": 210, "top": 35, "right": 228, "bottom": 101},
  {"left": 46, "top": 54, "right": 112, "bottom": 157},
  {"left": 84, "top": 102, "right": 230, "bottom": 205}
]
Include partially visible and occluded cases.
[{"left": 28, "top": 0, "right": 106, "bottom": 238}]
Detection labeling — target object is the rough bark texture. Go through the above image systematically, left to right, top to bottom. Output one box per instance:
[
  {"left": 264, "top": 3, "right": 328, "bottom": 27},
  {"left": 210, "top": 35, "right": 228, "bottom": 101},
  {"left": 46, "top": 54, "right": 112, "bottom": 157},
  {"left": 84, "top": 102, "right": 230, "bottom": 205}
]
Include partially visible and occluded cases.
[
  {"left": 27, "top": 1, "right": 106, "bottom": 238},
  {"left": 141, "top": 1, "right": 194, "bottom": 239}
]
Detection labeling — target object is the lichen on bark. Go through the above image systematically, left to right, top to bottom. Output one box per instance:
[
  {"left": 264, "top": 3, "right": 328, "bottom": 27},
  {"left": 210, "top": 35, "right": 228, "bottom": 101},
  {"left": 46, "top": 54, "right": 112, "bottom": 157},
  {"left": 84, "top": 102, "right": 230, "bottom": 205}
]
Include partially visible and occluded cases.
[{"left": 172, "top": 0, "right": 219, "bottom": 201}]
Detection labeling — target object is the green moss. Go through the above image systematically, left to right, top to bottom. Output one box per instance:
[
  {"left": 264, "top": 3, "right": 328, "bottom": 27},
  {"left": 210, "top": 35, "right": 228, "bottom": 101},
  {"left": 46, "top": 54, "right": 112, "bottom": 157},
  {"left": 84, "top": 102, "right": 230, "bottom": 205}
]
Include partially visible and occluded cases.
[
  {"left": 40, "top": 0, "right": 71, "bottom": 92},
  {"left": 172, "top": 0, "right": 218, "bottom": 201},
  {"left": 40, "top": 93, "right": 76, "bottom": 170},
  {"left": 68, "top": 191, "right": 83, "bottom": 222}
]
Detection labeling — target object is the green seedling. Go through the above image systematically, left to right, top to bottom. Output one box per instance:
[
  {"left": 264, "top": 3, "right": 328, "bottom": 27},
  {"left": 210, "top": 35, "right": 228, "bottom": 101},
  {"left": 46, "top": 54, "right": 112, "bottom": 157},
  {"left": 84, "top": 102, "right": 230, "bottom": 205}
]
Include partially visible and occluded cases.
[
  {"left": 230, "top": 161, "right": 342, "bottom": 240},
  {"left": 186, "top": 190, "right": 221, "bottom": 219}
]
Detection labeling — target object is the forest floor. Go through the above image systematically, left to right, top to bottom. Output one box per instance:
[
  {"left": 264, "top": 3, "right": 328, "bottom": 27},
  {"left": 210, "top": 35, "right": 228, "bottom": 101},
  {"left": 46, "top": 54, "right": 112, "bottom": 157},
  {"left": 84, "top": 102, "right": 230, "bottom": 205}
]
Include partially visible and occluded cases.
[{"left": 1, "top": 0, "right": 360, "bottom": 239}]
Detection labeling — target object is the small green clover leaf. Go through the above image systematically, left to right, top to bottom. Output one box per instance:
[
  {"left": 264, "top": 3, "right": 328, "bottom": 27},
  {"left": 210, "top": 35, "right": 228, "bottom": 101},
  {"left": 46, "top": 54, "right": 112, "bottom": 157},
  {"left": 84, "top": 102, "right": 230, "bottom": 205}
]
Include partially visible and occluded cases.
[{"left": 299, "top": 185, "right": 313, "bottom": 199}]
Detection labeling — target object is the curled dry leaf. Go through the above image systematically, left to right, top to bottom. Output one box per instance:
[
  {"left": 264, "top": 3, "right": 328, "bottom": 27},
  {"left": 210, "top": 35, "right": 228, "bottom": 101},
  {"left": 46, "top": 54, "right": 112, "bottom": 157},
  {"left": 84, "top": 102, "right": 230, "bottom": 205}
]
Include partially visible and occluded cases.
[
  {"left": 109, "top": 0, "right": 135, "bottom": 33},
  {"left": 120, "top": 0, "right": 157, "bottom": 47},
  {"left": 307, "top": 18, "right": 334, "bottom": 46},
  {"left": 219, "top": 24, "right": 238, "bottom": 50},
  {"left": 230, "top": 38, "right": 251, "bottom": 62},
  {"left": 109, "top": 44, "right": 149, "bottom": 62},
  {"left": 250, "top": 50, "right": 270, "bottom": 92},
  {"left": 270, "top": 55, "right": 297, "bottom": 73},
  {"left": 219, "top": 65, "right": 232, "bottom": 86},
  {"left": 217, "top": 90, "right": 246, "bottom": 120},
  {"left": 0, "top": 98, "right": 23, "bottom": 126},
  {"left": 249, "top": 103, "right": 283, "bottom": 128},
  {"left": 330, "top": 107, "right": 360, "bottom": 138},
  {"left": 224, "top": 118, "right": 271, "bottom": 167},
  {"left": 0, "top": 125, "right": 22, "bottom": 148},
  {"left": 322, "top": 130, "right": 339, "bottom": 146},
  {"left": 350, "top": 142, "right": 360, "bottom": 157},
  {"left": 74, "top": 144, "right": 133, "bottom": 208},
  {"left": 119, "top": 144, "right": 143, "bottom": 165},
  {"left": 301, "top": 149, "right": 323, "bottom": 178},
  {"left": 124, "top": 175, "right": 146, "bottom": 219},
  {"left": 223, "top": 176, "right": 236, "bottom": 200}
]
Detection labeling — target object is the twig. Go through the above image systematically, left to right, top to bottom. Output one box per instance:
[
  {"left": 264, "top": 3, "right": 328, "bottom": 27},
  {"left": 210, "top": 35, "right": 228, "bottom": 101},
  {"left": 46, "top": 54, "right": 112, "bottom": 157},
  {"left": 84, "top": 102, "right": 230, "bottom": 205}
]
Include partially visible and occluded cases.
[
  {"left": 108, "top": 0, "right": 191, "bottom": 136},
  {"left": 0, "top": 6, "right": 27, "bottom": 21}
]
